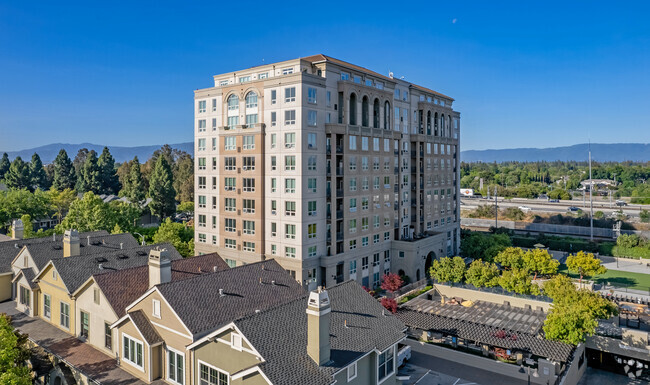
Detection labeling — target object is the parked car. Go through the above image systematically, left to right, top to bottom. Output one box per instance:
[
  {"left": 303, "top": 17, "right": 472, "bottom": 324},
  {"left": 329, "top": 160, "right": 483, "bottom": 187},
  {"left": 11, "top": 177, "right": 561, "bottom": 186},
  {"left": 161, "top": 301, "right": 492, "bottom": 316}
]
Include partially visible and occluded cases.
[
  {"left": 567, "top": 206, "right": 580, "bottom": 212},
  {"left": 397, "top": 345, "right": 411, "bottom": 367}
]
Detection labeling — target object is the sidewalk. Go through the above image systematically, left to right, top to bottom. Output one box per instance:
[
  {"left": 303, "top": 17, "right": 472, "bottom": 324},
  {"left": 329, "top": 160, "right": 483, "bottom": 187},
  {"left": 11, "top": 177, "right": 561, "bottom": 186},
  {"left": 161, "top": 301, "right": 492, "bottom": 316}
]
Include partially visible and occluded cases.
[{"left": 0, "top": 300, "right": 158, "bottom": 385}]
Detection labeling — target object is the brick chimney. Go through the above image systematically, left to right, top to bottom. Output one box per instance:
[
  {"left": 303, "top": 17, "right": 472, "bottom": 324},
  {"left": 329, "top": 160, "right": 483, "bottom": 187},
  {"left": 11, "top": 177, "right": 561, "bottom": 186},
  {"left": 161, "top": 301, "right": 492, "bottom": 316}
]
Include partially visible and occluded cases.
[
  {"left": 11, "top": 219, "right": 24, "bottom": 240},
  {"left": 63, "top": 229, "right": 80, "bottom": 258},
  {"left": 148, "top": 248, "right": 171, "bottom": 288},
  {"left": 306, "top": 286, "right": 331, "bottom": 365}
]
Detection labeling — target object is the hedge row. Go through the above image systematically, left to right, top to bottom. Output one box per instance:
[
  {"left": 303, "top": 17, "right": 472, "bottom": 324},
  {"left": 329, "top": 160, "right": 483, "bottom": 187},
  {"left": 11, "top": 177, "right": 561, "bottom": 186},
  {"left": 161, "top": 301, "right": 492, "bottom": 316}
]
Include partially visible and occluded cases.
[
  {"left": 510, "top": 236, "right": 615, "bottom": 255},
  {"left": 612, "top": 246, "right": 650, "bottom": 259}
]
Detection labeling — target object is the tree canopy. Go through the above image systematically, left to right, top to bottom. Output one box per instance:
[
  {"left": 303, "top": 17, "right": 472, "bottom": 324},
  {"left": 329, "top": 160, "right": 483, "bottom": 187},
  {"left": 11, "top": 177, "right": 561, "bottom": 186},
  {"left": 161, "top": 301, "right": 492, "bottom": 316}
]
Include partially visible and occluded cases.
[
  {"left": 98, "top": 147, "right": 120, "bottom": 194},
  {"left": 52, "top": 149, "right": 77, "bottom": 190},
  {"left": 29, "top": 153, "right": 49, "bottom": 190},
  {"left": 148, "top": 155, "right": 176, "bottom": 219},
  {"left": 4, "top": 157, "right": 32, "bottom": 190},
  {"left": 152, "top": 217, "right": 194, "bottom": 257},
  {"left": 460, "top": 231, "right": 511, "bottom": 261},
  {"left": 566, "top": 251, "right": 607, "bottom": 283},
  {"left": 430, "top": 256, "right": 466, "bottom": 284},
  {"left": 465, "top": 259, "right": 500, "bottom": 289},
  {"left": 0, "top": 314, "right": 32, "bottom": 385}
]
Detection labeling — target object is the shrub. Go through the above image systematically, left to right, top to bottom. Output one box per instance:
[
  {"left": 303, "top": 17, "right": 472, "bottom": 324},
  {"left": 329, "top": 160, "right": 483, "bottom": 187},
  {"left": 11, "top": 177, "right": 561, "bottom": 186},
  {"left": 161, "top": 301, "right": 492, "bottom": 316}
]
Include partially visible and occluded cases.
[{"left": 381, "top": 297, "right": 398, "bottom": 313}]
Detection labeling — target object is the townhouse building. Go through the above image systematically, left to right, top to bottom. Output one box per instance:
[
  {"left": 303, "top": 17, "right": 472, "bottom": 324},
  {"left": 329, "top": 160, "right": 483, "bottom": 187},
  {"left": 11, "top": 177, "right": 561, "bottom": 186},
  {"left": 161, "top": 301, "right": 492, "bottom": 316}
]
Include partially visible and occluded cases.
[{"left": 194, "top": 55, "right": 461, "bottom": 289}]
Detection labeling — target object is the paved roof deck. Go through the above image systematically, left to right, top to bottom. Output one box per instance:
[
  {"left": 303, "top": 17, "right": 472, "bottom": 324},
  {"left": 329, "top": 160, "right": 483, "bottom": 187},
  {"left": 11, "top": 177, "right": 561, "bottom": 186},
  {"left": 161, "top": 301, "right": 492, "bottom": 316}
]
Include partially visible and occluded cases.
[
  {"left": 404, "top": 295, "right": 546, "bottom": 335},
  {"left": 0, "top": 300, "right": 162, "bottom": 385}
]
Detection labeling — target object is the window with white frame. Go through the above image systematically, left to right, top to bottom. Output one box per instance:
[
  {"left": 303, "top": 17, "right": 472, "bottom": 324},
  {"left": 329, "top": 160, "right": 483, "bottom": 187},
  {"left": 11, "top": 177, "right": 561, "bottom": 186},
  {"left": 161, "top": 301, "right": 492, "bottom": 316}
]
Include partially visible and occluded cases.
[
  {"left": 282, "top": 67, "right": 294, "bottom": 75},
  {"left": 285, "top": 87, "right": 296, "bottom": 102},
  {"left": 307, "top": 87, "right": 317, "bottom": 103},
  {"left": 198, "top": 100, "right": 206, "bottom": 113},
  {"left": 285, "top": 110, "right": 296, "bottom": 125},
  {"left": 198, "top": 119, "right": 206, "bottom": 132},
  {"left": 284, "top": 132, "right": 295, "bottom": 148},
  {"left": 307, "top": 132, "right": 317, "bottom": 147},
  {"left": 243, "top": 135, "right": 255, "bottom": 149},
  {"left": 349, "top": 135, "right": 357, "bottom": 150},
  {"left": 224, "top": 137, "right": 235, "bottom": 150},
  {"left": 198, "top": 139, "right": 206, "bottom": 151},
  {"left": 285, "top": 156, "right": 296, "bottom": 171},
  {"left": 308, "top": 156, "right": 317, "bottom": 171},
  {"left": 198, "top": 157, "right": 206, "bottom": 170},
  {"left": 198, "top": 176, "right": 206, "bottom": 189},
  {"left": 242, "top": 178, "right": 255, "bottom": 192},
  {"left": 285, "top": 178, "right": 296, "bottom": 193},
  {"left": 308, "top": 178, "right": 317, "bottom": 193},
  {"left": 198, "top": 195, "right": 206, "bottom": 208},
  {"left": 224, "top": 198, "right": 236, "bottom": 212},
  {"left": 243, "top": 199, "right": 255, "bottom": 213},
  {"left": 285, "top": 201, "right": 296, "bottom": 216},
  {"left": 307, "top": 201, "right": 317, "bottom": 216},
  {"left": 224, "top": 218, "right": 236, "bottom": 232},
  {"left": 243, "top": 220, "right": 255, "bottom": 235},
  {"left": 307, "top": 223, "right": 316, "bottom": 239},
  {"left": 285, "top": 224, "right": 296, "bottom": 239},
  {"left": 225, "top": 239, "right": 236, "bottom": 249},
  {"left": 243, "top": 242, "right": 255, "bottom": 252},
  {"left": 308, "top": 246, "right": 317, "bottom": 258},
  {"left": 285, "top": 247, "right": 296, "bottom": 258},
  {"left": 349, "top": 260, "right": 357, "bottom": 274},
  {"left": 43, "top": 294, "right": 51, "bottom": 319},
  {"left": 60, "top": 302, "right": 70, "bottom": 329},
  {"left": 123, "top": 334, "right": 143, "bottom": 369},
  {"left": 378, "top": 346, "right": 395, "bottom": 381},
  {"left": 168, "top": 348, "right": 184, "bottom": 384},
  {"left": 199, "top": 362, "right": 228, "bottom": 385},
  {"left": 347, "top": 362, "right": 357, "bottom": 381}
]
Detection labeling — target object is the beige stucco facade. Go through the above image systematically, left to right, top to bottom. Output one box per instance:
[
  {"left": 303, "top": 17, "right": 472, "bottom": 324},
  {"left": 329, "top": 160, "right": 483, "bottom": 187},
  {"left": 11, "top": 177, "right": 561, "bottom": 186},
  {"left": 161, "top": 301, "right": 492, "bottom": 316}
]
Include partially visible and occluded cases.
[
  {"left": 195, "top": 56, "right": 460, "bottom": 290},
  {"left": 38, "top": 264, "right": 76, "bottom": 335},
  {"left": 0, "top": 273, "right": 13, "bottom": 302},
  {"left": 74, "top": 279, "right": 118, "bottom": 355}
]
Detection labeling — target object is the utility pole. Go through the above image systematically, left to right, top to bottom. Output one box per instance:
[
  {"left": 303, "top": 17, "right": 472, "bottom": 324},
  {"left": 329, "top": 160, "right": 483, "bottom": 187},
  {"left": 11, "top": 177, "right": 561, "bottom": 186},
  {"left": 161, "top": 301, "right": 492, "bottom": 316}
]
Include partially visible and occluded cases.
[
  {"left": 589, "top": 142, "right": 594, "bottom": 241},
  {"left": 495, "top": 186, "right": 498, "bottom": 229}
]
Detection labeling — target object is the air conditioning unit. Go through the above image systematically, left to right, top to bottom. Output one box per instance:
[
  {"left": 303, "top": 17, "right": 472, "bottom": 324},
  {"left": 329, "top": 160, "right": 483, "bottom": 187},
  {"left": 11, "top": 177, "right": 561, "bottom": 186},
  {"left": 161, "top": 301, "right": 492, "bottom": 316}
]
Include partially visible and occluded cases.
[
  {"left": 308, "top": 144, "right": 313, "bottom": 148},
  {"left": 242, "top": 166, "right": 248, "bottom": 171},
  {"left": 271, "top": 210, "right": 276, "bottom": 215}
]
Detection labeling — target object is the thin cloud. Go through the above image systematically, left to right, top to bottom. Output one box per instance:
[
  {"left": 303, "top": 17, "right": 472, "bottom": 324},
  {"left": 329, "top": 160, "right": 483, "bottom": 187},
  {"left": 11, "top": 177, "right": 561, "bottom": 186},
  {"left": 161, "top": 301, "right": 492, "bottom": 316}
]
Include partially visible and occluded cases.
[{"left": 452, "top": 18, "right": 457, "bottom": 24}]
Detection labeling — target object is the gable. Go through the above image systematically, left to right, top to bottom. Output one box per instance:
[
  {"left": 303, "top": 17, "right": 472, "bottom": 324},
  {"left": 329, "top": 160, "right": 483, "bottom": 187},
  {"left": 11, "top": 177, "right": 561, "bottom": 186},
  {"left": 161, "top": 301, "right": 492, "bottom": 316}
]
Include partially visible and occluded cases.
[
  {"left": 11, "top": 247, "right": 34, "bottom": 275},
  {"left": 38, "top": 264, "right": 69, "bottom": 293},
  {"left": 75, "top": 279, "right": 118, "bottom": 320},
  {"left": 127, "top": 289, "right": 192, "bottom": 338}
]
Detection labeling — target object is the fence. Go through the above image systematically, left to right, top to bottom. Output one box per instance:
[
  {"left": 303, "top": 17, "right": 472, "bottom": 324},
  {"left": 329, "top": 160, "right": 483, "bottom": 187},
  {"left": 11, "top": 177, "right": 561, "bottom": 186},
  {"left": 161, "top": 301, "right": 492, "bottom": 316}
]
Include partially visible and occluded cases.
[{"left": 461, "top": 218, "right": 650, "bottom": 239}]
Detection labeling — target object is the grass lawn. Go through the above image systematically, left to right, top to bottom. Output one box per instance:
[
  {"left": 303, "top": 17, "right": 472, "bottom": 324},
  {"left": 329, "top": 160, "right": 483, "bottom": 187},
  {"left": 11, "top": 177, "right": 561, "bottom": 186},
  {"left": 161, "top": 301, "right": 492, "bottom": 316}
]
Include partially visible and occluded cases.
[{"left": 559, "top": 264, "right": 650, "bottom": 292}]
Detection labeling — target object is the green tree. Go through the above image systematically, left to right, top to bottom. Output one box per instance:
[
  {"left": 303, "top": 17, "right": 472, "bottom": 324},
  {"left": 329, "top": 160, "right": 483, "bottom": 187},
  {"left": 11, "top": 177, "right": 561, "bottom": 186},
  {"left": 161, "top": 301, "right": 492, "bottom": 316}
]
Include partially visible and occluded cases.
[
  {"left": 98, "top": 147, "right": 120, "bottom": 194},
  {"left": 72, "top": 148, "right": 89, "bottom": 178},
  {"left": 52, "top": 149, "right": 77, "bottom": 190},
  {"left": 77, "top": 150, "right": 102, "bottom": 193},
  {"left": 0, "top": 152, "right": 10, "bottom": 181},
  {"left": 29, "top": 153, "right": 49, "bottom": 190},
  {"left": 173, "top": 153, "right": 194, "bottom": 202},
  {"left": 148, "top": 155, "right": 176, "bottom": 219},
  {"left": 4, "top": 157, "right": 32, "bottom": 190},
  {"left": 120, "top": 157, "right": 146, "bottom": 203},
  {"left": 47, "top": 188, "right": 77, "bottom": 224},
  {"left": 0, "top": 189, "right": 50, "bottom": 226},
  {"left": 56, "top": 192, "right": 113, "bottom": 232},
  {"left": 109, "top": 201, "right": 141, "bottom": 231},
  {"left": 177, "top": 201, "right": 194, "bottom": 214},
  {"left": 640, "top": 209, "right": 650, "bottom": 223},
  {"left": 593, "top": 211, "right": 604, "bottom": 219},
  {"left": 19, "top": 214, "right": 34, "bottom": 239},
  {"left": 152, "top": 217, "right": 193, "bottom": 257},
  {"left": 112, "top": 223, "right": 123, "bottom": 234},
  {"left": 460, "top": 232, "right": 511, "bottom": 261},
  {"left": 494, "top": 247, "right": 526, "bottom": 269},
  {"left": 522, "top": 249, "right": 559, "bottom": 280},
  {"left": 566, "top": 251, "right": 607, "bottom": 284},
  {"left": 430, "top": 256, "right": 466, "bottom": 285},
  {"left": 464, "top": 260, "right": 500, "bottom": 289},
  {"left": 498, "top": 267, "right": 540, "bottom": 295},
  {"left": 542, "top": 274, "right": 575, "bottom": 300},
  {"left": 543, "top": 305, "right": 598, "bottom": 345},
  {"left": 0, "top": 314, "right": 32, "bottom": 385}
]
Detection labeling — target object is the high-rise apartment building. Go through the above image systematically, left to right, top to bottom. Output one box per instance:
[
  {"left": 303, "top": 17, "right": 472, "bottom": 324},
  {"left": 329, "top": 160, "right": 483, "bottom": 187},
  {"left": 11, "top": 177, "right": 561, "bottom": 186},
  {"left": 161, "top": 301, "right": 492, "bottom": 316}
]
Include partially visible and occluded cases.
[{"left": 194, "top": 55, "right": 460, "bottom": 289}]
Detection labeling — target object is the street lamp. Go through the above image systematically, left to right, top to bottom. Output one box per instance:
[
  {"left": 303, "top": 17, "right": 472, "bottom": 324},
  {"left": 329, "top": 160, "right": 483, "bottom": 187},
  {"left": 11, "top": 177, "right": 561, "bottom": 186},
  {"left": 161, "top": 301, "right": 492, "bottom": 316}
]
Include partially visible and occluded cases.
[
  {"left": 133, "top": 232, "right": 146, "bottom": 246},
  {"left": 519, "top": 364, "right": 539, "bottom": 385}
]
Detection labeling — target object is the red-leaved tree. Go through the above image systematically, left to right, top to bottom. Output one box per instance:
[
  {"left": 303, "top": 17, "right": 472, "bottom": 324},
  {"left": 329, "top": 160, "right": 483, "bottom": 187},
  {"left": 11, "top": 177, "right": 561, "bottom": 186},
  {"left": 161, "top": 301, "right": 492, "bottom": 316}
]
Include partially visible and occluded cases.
[
  {"left": 381, "top": 273, "right": 403, "bottom": 294},
  {"left": 381, "top": 297, "right": 398, "bottom": 314}
]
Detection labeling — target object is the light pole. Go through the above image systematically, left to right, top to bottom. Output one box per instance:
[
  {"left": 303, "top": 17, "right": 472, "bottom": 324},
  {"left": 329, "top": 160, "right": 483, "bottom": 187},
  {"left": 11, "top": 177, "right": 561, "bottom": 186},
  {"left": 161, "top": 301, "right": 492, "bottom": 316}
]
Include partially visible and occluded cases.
[
  {"left": 589, "top": 142, "right": 594, "bottom": 241},
  {"left": 495, "top": 186, "right": 498, "bottom": 229},
  {"left": 133, "top": 232, "right": 146, "bottom": 246},
  {"left": 519, "top": 364, "right": 539, "bottom": 385}
]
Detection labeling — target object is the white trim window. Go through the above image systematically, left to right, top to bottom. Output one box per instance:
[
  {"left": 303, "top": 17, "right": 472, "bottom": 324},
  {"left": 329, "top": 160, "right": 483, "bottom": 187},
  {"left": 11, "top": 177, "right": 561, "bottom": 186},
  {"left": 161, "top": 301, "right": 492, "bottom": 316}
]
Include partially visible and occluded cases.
[
  {"left": 43, "top": 294, "right": 51, "bottom": 319},
  {"left": 60, "top": 301, "right": 70, "bottom": 329},
  {"left": 123, "top": 333, "right": 144, "bottom": 370},
  {"left": 377, "top": 346, "right": 395, "bottom": 383},
  {"left": 168, "top": 347, "right": 185, "bottom": 385},
  {"left": 199, "top": 361, "right": 228, "bottom": 385},
  {"left": 347, "top": 361, "right": 357, "bottom": 381}
]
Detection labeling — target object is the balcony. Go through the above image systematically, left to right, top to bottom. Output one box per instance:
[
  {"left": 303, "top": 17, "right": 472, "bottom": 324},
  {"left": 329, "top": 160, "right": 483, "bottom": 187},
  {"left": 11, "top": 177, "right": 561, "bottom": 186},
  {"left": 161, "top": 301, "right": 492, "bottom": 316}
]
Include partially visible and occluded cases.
[
  {"left": 336, "top": 145, "right": 343, "bottom": 154},
  {"left": 336, "top": 167, "right": 344, "bottom": 176},
  {"left": 336, "top": 210, "right": 343, "bottom": 219},
  {"left": 336, "top": 232, "right": 344, "bottom": 241}
]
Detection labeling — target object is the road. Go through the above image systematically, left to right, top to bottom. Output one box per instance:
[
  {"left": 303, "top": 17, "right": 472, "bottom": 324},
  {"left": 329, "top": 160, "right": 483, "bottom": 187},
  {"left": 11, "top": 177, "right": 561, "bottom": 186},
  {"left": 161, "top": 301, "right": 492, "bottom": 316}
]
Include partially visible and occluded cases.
[{"left": 461, "top": 197, "right": 647, "bottom": 219}]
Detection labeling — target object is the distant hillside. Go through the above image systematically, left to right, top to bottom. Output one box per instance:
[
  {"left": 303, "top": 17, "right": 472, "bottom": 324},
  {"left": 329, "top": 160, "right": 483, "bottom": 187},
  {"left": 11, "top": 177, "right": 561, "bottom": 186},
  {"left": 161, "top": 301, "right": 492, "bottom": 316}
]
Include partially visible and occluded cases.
[
  {"left": 3, "top": 142, "right": 194, "bottom": 164},
  {"left": 461, "top": 143, "right": 649, "bottom": 163}
]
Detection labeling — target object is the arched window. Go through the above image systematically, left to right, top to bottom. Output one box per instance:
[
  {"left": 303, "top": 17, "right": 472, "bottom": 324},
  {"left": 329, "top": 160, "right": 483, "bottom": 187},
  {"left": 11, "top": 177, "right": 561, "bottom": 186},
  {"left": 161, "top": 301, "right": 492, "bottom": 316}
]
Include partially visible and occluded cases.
[
  {"left": 245, "top": 92, "right": 258, "bottom": 109},
  {"left": 349, "top": 93, "right": 357, "bottom": 125},
  {"left": 227, "top": 94, "right": 239, "bottom": 111},
  {"left": 361, "top": 96, "right": 369, "bottom": 127},
  {"left": 373, "top": 99, "right": 380, "bottom": 128},
  {"left": 384, "top": 101, "right": 391, "bottom": 130},
  {"left": 427, "top": 111, "right": 432, "bottom": 135},
  {"left": 434, "top": 112, "right": 439, "bottom": 136},
  {"left": 440, "top": 113, "right": 445, "bottom": 137}
]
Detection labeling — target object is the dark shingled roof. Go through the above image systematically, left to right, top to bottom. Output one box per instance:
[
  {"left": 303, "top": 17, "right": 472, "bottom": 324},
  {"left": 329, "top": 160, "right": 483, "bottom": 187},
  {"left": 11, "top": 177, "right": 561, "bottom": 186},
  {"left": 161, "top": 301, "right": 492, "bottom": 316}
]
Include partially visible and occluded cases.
[
  {"left": 0, "top": 231, "right": 110, "bottom": 274},
  {"left": 45, "top": 243, "right": 182, "bottom": 294},
  {"left": 94, "top": 253, "right": 229, "bottom": 317},
  {"left": 157, "top": 259, "right": 305, "bottom": 336},
  {"left": 13, "top": 268, "right": 38, "bottom": 289},
  {"left": 234, "top": 281, "right": 406, "bottom": 385},
  {"left": 396, "top": 308, "right": 574, "bottom": 363},
  {"left": 129, "top": 310, "right": 163, "bottom": 345}
]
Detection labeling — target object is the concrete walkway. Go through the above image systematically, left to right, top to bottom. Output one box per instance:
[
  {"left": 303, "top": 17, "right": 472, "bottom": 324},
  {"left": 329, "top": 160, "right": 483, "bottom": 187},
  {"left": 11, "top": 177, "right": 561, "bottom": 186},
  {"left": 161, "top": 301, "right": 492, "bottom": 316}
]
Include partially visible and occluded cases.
[{"left": 0, "top": 300, "right": 160, "bottom": 385}]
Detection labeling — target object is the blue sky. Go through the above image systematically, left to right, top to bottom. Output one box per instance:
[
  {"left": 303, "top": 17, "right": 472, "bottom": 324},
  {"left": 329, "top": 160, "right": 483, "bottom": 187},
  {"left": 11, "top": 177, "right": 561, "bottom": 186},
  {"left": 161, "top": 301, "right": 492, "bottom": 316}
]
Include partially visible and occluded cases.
[{"left": 1, "top": 1, "right": 648, "bottom": 152}]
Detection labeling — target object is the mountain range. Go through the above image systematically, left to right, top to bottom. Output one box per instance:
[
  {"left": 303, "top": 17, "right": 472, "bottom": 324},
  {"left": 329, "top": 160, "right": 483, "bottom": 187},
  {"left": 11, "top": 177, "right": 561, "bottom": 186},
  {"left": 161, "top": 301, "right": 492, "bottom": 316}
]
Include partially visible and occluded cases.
[
  {"left": 2, "top": 142, "right": 194, "bottom": 164},
  {"left": 2, "top": 142, "right": 648, "bottom": 164},
  {"left": 461, "top": 143, "right": 649, "bottom": 163}
]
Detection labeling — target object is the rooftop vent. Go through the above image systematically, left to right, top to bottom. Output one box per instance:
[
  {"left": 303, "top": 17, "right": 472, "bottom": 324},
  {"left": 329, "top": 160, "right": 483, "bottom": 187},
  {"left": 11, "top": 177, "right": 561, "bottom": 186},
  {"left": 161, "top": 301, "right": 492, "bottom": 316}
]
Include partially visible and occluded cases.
[
  {"left": 91, "top": 241, "right": 101, "bottom": 246},
  {"left": 14, "top": 243, "right": 18, "bottom": 249},
  {"left": 52, "top": 245, "right": 62, "bottom": 250},
  {"left": 136, "top": 251, "right": 147, "bottom": 256},
  {"left": 117, "top": 254, "right": 129, "bottom": 260},
  {"left": 95, "top": 257, "right": 108, "bottom": 263},
  {"left": 98, "top": 263, "right": 104, "bottom": 270},
  {"left": 213, "top": 266, "right": 219, "bottom": 273},
  {"left": 271, "top": 280, "right": 276, "bottom": 286},
  {"left": 219, "top": 288, "right": 225, "bottom": 297}
]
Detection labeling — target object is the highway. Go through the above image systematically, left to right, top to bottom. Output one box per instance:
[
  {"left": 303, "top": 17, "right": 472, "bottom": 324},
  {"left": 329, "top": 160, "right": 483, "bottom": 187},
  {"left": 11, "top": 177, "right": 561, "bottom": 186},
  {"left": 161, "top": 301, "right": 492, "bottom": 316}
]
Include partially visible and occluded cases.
[{"left": 461, "top": 197, "right": 648, "bottom": 219}]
